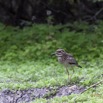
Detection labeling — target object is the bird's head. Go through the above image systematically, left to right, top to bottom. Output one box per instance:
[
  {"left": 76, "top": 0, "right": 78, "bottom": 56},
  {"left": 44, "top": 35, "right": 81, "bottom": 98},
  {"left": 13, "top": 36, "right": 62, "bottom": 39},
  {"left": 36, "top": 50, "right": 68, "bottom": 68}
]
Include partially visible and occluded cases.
[{"left": 52, "top": 49, "right": 65, "bottom": 57}]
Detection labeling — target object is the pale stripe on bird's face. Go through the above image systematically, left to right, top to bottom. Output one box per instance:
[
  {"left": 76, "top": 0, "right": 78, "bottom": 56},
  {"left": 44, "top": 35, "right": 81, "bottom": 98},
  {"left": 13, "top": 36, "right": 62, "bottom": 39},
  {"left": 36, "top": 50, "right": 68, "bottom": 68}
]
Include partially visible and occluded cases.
[{"left": 55, "top": 49, "right": 65, "bottom": 57}]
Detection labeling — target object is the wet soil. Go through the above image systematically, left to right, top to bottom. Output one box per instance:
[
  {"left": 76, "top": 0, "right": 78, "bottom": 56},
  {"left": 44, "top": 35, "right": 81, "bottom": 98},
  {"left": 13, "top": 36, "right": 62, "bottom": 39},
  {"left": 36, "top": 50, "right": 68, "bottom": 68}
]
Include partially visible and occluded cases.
[{"left": 0, "top": 85, "right": 85, "bottom": 103}]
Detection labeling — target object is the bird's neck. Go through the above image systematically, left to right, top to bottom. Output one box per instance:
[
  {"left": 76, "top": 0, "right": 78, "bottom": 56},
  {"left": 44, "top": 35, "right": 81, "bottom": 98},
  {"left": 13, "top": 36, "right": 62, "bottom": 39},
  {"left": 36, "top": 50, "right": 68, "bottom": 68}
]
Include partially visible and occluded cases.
[{"left": 57, "top": 53, "right": 67, "bottom": 63}]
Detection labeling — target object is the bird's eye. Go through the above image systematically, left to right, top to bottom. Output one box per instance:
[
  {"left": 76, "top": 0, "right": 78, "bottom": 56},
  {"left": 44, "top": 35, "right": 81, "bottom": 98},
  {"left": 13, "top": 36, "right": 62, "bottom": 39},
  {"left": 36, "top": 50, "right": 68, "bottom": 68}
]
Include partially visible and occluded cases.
[{"left": 58, "top": 51, "right": 61, "bottom": 53}]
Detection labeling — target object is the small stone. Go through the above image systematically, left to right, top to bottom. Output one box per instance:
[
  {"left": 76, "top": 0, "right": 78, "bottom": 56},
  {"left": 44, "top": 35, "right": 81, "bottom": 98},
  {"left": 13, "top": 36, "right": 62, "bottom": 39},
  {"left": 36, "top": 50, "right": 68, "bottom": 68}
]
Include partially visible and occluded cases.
[{"left": 69, "top": 85, "right": 78, "bottom": 91}]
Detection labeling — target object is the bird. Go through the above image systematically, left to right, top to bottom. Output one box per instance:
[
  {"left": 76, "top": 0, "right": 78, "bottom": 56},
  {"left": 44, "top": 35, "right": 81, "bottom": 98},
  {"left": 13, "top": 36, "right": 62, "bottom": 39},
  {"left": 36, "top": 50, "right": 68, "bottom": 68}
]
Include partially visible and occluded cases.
[{"left": 52, "top": 49, "right": 82, "bottom": 80}]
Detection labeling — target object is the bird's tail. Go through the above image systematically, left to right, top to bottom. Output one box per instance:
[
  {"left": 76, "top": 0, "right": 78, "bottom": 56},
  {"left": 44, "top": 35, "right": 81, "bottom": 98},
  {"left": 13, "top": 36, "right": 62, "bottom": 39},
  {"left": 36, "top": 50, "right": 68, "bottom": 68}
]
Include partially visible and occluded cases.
[{"left": 77, "top": 65, "right": 82, "bottom": 68}]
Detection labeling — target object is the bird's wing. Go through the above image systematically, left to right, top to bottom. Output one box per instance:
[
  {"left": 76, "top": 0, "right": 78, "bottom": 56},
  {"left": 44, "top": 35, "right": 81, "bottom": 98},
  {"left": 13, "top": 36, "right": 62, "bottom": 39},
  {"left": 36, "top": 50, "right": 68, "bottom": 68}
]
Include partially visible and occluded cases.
[{"left": 66, "top": 53, "right": 77, "bottom": 65}]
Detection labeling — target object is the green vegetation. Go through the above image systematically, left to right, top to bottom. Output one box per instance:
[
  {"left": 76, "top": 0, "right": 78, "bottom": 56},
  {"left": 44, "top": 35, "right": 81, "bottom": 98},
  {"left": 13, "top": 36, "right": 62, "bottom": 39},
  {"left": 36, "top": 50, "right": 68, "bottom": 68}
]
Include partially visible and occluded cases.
[{"left": 0, "top": 21, "right": 103, "bottom": 102}]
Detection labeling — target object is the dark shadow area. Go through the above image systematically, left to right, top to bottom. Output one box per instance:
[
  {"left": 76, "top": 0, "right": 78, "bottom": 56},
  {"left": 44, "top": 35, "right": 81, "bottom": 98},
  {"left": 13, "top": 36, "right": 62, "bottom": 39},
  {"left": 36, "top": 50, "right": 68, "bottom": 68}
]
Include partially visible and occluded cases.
[{"left": 0, "top": 0, "right": 103, "bottom": 26}]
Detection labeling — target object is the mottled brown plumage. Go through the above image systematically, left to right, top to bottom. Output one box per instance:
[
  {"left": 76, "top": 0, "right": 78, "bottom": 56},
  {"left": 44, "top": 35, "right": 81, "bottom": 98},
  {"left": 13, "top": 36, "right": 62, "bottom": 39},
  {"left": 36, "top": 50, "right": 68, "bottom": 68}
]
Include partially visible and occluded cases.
[{"left": 54, "top": 49, "right": 82, "bottom": 79}]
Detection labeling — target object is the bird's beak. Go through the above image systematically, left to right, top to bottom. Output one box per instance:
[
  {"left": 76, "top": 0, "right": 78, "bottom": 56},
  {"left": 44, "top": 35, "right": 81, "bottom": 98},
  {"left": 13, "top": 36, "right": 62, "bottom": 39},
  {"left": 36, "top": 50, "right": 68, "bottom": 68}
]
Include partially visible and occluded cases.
[{"left": 51, "top": 52, "right": 56, "bottom": 56}]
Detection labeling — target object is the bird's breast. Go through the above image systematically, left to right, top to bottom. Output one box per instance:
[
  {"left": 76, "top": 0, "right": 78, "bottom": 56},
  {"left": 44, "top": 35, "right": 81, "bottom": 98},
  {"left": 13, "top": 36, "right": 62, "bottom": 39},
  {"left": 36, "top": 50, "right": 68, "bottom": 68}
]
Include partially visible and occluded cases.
[
  {"left": 58, "top": 56, "right": 67, "bottom": 64},
  {"left": 58, "top": 57, "right": 64, "bottom": 64}
]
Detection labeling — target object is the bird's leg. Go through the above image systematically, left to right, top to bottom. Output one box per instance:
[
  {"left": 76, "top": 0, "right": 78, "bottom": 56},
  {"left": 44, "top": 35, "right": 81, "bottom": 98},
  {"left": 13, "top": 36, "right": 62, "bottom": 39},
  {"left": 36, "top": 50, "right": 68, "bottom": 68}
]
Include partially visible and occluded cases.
[
  {"left": 70, "top": 66, "right": 75, "bottom": 79},
  {"left": 72, "top": 66, "right": 75, "bottom": 74},
  {"left": 65, "top": 67, "right": 70, "bottom": 81}
]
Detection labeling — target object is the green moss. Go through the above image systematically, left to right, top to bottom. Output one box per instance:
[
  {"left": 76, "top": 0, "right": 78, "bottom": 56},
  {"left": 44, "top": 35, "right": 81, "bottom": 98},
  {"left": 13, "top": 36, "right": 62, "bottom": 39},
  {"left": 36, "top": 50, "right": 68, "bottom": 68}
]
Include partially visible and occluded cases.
[
  {"left": 0, "top": 21, "right": 103, "bottom": 102},
  {"left": 0, "top": 22, "right": 103, "bottom": 61}
]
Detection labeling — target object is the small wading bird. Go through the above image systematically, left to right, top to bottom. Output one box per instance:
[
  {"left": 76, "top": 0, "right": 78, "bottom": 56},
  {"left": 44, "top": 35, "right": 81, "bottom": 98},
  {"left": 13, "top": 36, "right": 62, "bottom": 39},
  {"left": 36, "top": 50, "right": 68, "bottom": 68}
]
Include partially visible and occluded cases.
[{"left": 52, "top": 49, "right": 82, "bottom": 80}]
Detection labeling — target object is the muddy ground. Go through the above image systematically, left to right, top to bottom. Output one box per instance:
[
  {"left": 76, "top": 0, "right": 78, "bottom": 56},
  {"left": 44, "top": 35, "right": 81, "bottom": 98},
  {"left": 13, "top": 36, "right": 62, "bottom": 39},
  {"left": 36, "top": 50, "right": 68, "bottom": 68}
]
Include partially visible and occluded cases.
[{"left": 0, "top": 85, "right": 85, "bottom": 103}]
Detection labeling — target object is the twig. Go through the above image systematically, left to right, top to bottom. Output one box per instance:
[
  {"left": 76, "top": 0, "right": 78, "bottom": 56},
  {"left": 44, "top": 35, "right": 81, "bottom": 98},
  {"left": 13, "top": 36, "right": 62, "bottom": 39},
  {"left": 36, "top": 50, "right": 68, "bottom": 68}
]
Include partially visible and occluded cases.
[
  {"left": 85, "top": 7, "right": 103, "bottom": 21},
  {"left": 94, "top": 7, "right": 103, "bottom": 17},
  {"left": 73, "top": 80, "right": 103, "bottom": 102},
  {"left": 81, "top": 80, "right": 103, "bottom": 94}
]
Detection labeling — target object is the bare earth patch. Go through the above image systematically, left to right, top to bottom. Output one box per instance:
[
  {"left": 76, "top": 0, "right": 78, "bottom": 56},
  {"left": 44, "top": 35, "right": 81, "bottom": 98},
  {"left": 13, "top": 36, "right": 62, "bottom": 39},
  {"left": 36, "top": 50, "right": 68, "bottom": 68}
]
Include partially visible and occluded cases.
[{"left": 0, "top": 85, "right": 85, "bottom": 103}]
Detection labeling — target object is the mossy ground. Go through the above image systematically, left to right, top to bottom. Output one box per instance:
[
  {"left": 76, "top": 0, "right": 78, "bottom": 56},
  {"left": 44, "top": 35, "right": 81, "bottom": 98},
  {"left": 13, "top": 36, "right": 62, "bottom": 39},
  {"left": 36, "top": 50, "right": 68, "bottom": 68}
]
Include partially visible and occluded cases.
[{"left": 0, "top": 21, "right": 103, "bottom": 102}]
